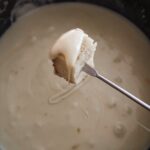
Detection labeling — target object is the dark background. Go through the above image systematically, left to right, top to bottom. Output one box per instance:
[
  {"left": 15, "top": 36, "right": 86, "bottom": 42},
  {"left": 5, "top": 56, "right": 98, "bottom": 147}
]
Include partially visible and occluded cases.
[{"left": 0, "top": 0, "right": 150, "bottom": 39}]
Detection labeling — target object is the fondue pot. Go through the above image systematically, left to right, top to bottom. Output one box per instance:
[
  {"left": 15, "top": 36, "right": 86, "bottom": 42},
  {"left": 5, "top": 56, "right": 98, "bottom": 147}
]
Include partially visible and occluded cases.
[{"left": 0, "top": 0, "right": 149, "bottom": 150}]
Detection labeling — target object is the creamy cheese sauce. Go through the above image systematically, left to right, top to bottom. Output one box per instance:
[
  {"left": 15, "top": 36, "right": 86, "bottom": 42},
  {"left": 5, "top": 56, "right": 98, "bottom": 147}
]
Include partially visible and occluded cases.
[{"left": 0, "top": 3, "right": 150, "bottom": 150}]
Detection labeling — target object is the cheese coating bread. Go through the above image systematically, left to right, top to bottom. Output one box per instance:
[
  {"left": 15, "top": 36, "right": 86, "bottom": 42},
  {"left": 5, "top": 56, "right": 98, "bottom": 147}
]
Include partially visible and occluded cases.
[{"left": 49, "top": 28, "right": 97, "bottom": 83}]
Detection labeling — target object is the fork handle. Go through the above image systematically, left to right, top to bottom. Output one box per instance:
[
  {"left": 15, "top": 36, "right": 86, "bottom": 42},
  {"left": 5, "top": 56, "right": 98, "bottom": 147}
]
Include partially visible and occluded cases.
[{"left": 96, "top": 73, "right": 150, "bottom": 111}]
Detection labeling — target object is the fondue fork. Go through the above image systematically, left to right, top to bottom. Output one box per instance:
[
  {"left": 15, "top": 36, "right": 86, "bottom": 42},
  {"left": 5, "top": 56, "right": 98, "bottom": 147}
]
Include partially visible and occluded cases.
[{"left": 82, "top": 63, "right": 150, "bottom": 111}]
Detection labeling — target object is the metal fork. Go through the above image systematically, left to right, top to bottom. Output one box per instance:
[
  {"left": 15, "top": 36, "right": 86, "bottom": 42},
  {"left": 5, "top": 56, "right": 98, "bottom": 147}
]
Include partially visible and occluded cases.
[{"left": 82, "top": 63, "right": 150, "bottom": 111}]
